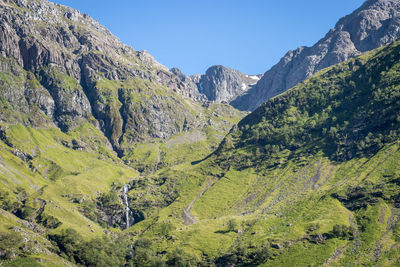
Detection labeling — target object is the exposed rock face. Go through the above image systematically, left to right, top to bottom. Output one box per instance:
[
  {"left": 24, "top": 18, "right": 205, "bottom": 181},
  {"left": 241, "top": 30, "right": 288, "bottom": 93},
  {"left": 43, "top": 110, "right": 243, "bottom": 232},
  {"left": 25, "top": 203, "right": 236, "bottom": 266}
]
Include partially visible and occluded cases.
[
  {"left": 0, "top": 0, "right": 212, "bottom": 155},
  {"left": 232, "top": 0, "right": 400, "bottom": 111},
  {"left": 0, "top": 57, "right": 55, "bottom": 127},
  {"left": 192, "top": 65, "right": 261, "bottom": 103},
  {"left": 170, "top": 67, "right": 207, "bottom": 102},
  {"left": 190, "top": 74, "right": 202, "bottom": 84}
]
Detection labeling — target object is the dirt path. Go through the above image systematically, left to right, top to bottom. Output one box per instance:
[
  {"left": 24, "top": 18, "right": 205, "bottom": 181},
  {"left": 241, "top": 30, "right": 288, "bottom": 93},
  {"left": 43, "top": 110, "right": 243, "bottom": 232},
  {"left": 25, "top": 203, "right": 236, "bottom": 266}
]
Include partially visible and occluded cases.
[{"left": 182, "top": 179, "right": 217, "bottom": 225}]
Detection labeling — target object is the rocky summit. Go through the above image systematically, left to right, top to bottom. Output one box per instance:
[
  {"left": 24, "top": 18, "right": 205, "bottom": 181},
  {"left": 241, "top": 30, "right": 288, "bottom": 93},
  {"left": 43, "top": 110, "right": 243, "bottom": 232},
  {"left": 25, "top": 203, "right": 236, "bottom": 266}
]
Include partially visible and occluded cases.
[
  {"left": 232, "top": 0, "right": 400, "bottom": 111},
  {"left": 190, "top": 65, "right": 262, "bottom": 103}
]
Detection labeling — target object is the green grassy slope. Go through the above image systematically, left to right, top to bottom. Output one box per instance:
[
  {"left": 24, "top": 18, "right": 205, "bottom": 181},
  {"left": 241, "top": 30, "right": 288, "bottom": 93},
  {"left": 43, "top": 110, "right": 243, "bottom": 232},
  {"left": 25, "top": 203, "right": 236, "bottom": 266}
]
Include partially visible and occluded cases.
[
  {"left": 1, "top": 2, "right": 400, "bottom": 264},
  {"left": 122, "top": 40, "right": 400, "bottom": 266},
  {"left": 0, "top": 85, "right": 244, "bottom": 267},
  {"left": 123, "top": 103, "right": 244, "bottom": 173},
  {"left": 0, "top": 109, "right": 244, "bottom": 266},
  {"left": 0, "top": 123, "right": 138, "bottom": 265},
  {"left": 122, "top": 142, "right": 399, "bottom": 266}
]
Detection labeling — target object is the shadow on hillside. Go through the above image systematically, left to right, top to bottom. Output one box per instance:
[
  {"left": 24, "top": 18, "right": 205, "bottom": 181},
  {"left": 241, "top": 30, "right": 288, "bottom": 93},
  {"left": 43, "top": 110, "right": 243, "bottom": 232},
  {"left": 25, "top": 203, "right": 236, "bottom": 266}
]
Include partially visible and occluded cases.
[
  {"left": 191, "top": 151, "right": 215, "bottom": 165},
  {"left": 214, "top": 230, "right": 230, "bottom": 234}
]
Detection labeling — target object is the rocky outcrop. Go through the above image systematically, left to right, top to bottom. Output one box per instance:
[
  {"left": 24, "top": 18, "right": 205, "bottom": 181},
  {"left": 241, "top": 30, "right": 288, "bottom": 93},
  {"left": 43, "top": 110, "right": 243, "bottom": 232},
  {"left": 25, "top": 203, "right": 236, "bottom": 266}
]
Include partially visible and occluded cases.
[
  {"left": 232, "top": 0, "right": 400, "bottom": 111},
  {"left": 0, "top": 57, "right": 55, "bottom": 127},
  {"left": 192, "top": 65, "right": 261, "bottom": 103},
  {"left": 37, "top": 66, "right": 92, "bottom": 131},
  {"left": 170, "top": 67, "right": 207, "bottom": 102},
  {"left": 190, "top": 74, "right": 202, "bottom": 84}
]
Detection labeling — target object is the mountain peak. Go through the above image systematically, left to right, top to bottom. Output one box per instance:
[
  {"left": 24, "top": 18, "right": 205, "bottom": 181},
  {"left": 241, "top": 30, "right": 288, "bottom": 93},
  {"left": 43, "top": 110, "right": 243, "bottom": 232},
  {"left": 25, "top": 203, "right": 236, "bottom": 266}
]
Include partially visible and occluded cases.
[
  {"left": 0, "top": 0, "right": 229, "bottom": 156},
  {"left": 232, "top": 0, "right": 400, "bottom": 111},
  {"left": 192, "top": 65, "right": 262, "bottom": 103}
]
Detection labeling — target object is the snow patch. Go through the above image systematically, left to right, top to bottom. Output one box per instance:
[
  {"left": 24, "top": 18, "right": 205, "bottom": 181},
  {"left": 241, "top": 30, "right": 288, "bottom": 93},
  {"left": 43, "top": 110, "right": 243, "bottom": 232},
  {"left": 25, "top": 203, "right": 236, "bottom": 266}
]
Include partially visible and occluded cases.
[
  {"left": 249, "top": 75, "right": 260, "bottom": 80},
  {"left": 241, "top": 83, "right": 247, "bottom": 90}
]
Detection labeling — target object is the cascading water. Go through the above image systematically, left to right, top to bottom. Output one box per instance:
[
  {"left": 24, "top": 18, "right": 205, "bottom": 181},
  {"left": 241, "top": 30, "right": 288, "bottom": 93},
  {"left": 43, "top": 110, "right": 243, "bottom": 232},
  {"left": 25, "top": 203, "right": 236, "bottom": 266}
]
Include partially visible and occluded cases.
[{"left": 123, "top": 184, "right": 133, "bottom": 229}]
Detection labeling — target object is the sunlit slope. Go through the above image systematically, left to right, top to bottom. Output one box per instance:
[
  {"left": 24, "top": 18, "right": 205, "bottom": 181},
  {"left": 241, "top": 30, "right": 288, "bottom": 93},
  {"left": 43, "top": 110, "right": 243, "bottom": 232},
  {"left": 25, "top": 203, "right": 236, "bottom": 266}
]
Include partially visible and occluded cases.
[
  {"left": 127, "top": 40, "right": 400, "bottom": 266},
  {"left": 0, "top": 123, "right": 137, "bottom": 265}
]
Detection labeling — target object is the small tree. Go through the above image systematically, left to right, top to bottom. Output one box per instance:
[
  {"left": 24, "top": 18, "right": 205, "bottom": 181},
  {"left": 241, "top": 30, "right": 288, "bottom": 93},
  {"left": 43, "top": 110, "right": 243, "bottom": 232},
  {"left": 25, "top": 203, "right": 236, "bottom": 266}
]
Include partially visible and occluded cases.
[{"left": 227, "top": 219, "right": 238, "bottom": 232}]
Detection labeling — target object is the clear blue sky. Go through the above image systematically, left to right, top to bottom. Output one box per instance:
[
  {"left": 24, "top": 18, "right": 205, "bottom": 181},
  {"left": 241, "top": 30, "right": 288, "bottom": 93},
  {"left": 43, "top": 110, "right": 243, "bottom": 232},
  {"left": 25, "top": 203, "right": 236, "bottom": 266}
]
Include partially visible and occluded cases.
[{"left": 50, "top": 0, "right": 365, "bottom": 75}]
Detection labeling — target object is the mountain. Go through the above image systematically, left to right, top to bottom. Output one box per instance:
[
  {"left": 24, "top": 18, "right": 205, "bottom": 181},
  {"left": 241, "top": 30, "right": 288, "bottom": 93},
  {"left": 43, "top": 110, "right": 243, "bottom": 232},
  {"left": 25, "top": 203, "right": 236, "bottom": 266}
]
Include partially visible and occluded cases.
[
  {"left": 0, "top": 0, "right": 243, "bottom": 158},
  {"left": 0, "top": 0, "right": 244, "bottom": 265},
  {"left": 1, "top": 0, "right": 400, "bottom": 266},
  {"left": 232, "top": 0, "right": 400, "bottom": 111},
  {"left": 122, "top": 39, "right": 400, "bottom": 266},
  {"left": 172, "top": 64, "right": 262, "bottom": 104},
  {"left": 190, "top": 65, "right": 262, "bottom": 103}
]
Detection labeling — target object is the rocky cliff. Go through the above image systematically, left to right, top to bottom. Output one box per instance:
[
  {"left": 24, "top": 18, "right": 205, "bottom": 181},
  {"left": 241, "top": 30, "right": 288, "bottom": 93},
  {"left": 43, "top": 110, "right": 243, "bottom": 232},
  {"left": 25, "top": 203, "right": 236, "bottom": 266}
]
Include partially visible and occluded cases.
[
  {"left": 232, "top": 0, "right": 400, "bottom": 111},
  {"left": 190, "top": 65, "right": 261, "bottom": 103},
  {"left": 169, "top": 67, "right": 206, "bottom": 102}
]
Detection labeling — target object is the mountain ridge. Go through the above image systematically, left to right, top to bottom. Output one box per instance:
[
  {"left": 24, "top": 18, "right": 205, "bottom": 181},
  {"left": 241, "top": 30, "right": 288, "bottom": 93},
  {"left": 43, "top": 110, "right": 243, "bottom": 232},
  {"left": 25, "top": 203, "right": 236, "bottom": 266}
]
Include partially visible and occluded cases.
[
  {"left": 0, "top": 0, "right": 244, "bottom": 158},
  {"left": 232, "top": 0, "right": 400, "bottom": 111},
  {"left": 121, "top": 39, "right": 400, "bottom": 266},
  {"left": 171, "top": 65, "right": 262, "bottom": 104}
]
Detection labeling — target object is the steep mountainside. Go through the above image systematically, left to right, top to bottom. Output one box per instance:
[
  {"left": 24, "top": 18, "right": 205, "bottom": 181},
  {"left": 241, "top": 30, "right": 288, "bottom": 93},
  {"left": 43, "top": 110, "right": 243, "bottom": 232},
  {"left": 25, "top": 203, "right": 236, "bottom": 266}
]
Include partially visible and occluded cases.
[
  {"left": 0, "top": 0, "right": 243, "bottom": 158},
  {"left": 0, "top": 0, "right": 244, "bottom": 265},
  {"left": 1, "top": 0, "right": 400, "bottom": 266},
  {"left": 232, "top": 0, "right": 400, "bottom": 111},
  {"left": 120, "top": 40, "right": 400, "bottom": 266},
  {"left": 190, "top": 65, "right": 262, "bottom": 103}
]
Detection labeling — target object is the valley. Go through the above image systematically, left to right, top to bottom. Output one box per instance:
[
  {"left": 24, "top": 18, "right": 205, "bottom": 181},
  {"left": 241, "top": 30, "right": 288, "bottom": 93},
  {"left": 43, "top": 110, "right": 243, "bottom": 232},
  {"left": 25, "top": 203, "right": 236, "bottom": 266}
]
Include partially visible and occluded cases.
[{"left": 0, "top": 0, "right": 400, "bottom": 266}]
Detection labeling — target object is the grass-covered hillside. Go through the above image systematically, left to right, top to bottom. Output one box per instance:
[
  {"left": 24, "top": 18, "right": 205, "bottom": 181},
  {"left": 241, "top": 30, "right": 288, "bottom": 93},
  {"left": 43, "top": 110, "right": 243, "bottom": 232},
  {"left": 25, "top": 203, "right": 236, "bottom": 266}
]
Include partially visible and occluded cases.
[
  {"left": 0, "top": 0, "right": 245, "bottom": 266},
  {"left": 1, "top": 0, "right": 400, "bottom": 266},
  {"left": 220, "top": 39, "right": 400, "bottom": 165},
  {"left": 116, "top": 40, "right": 400, "bottom": 266},
  {"left": 0, "top": 102, "right": 243, "bottom": 266},
  {"left": 0, "top": 123, "right": 137, "bottom": 265}
]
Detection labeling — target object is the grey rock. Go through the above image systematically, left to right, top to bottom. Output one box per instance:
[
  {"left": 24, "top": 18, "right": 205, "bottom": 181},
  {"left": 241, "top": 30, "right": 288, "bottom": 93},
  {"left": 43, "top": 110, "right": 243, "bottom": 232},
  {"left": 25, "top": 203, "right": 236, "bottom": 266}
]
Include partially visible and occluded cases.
[
  {"left": 232, "top": 0, "right": 400, "bottom": 111},
  {"left": 138, "top": 50, "right": 168, "bottom": 71},
  {"left": 0, "top": 57, "right": 55, "bottom": 127},
  {"left": 194, "top": 65, "right": 262, "bottom": 103},
  {"left": 38, "top": 66, "right": 91, "bottom": 131},
  {"left": 170, "top": 67, "right": 207, "bottom": 101},
  {"left": 170, "top": 67, "right": 187, "bottom": 81},
  {"left": 189, "top": 74, "right": 202, "bottom": 84},
  {"left": 24, "top": 86, "right": 55, "bottom": 118},
  {"left": 11, "top": 149, "right": 33, "bottom": 162}
]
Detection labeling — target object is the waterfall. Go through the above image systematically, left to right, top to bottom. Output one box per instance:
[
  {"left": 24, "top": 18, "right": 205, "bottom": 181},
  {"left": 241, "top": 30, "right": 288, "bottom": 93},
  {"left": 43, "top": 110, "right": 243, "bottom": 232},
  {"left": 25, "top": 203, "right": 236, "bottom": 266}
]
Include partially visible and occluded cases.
[{"left": 123, "top": 184, "right": 133, "bottom": 229}]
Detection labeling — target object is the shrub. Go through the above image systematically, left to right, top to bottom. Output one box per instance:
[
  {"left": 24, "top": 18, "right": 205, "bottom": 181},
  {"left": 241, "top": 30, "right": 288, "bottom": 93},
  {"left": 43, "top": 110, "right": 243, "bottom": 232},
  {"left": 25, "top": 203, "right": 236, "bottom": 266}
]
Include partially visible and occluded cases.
[
  {"left": 227, "top": 218, "right": 238, "bottom": 232},
  {"left": 331, "top": 224, "right": 354, "bottom": 239},
  {"left": 0, "top": 232, "right": 23, "bottom": 260}
]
